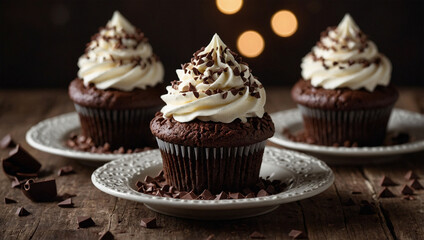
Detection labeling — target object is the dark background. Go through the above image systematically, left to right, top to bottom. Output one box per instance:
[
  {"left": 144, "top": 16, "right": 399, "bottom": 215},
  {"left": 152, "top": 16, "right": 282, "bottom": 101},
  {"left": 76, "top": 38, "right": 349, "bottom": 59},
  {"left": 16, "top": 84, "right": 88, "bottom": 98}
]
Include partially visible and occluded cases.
[{"left": 1, "top": 0, "right": 423, "bottom": 89}]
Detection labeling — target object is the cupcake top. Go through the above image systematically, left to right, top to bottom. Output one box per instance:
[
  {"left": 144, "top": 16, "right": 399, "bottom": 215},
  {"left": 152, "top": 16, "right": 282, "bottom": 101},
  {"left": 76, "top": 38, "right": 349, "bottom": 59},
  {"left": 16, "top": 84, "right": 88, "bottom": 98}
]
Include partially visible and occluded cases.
[
  {"left": 77, "top": 11, "right": 164, "bottom": 91},
  {"left": 301, "top": 14, "right": 391, "bottom": 92},
  {"left": 160, "top": 34, "right": 266, "bottom": 123}
]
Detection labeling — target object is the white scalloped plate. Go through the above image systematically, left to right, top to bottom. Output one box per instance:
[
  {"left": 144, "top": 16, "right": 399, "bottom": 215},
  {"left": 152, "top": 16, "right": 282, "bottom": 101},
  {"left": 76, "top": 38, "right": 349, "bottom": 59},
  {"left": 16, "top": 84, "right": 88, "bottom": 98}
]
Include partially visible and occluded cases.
[
  {"left": 269, "top": 108, "right": 424, "bottom": 165},
  {"left": 26, "top": 112, "right": 140, "bottom": 164},
  {"left": 91, "top": 147, "right": 334, "bottom": 220}
]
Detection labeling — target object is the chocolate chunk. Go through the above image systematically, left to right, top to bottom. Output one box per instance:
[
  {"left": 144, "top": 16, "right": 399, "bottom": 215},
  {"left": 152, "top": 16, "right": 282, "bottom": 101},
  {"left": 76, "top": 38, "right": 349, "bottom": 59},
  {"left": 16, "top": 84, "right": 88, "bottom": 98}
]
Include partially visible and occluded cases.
[
  {"left": 193, "top": 91, "right": 200, "bottom": 98},
  {"left": 222, "top": 92, "right": 228, "bottom": 99},
  {"left": 0, "top": 134, "right": 16, "bottom": 149},
  {"left": 2, "top": 145, "right": 41, "bottom": 179},
  {"left": 58, "top": 166, "right": 75, "bottom": 176},
  {"left": 404, "top": 170, "right": 419, "bottom": 180},
  {"left": 144, "top": 176, "right": 155, "bottom": 183},
  {"left": 379, "top": 176, "right": 396, "bottom": 186},
  {"left": 23, "top": 179, "right": 57, "bottom": 202},
  {"left": 409, "top": 179, "right": 423, "bottom": 190},
  {"left": 135, "top": 181, "right": 144, "bottom": 189},
  {"left": 400, "top": 184, "right": 414, "bottom": 195},
  {"left": 161, "top": 185, "right": 170, "bottom": 192},
  {"left": 265, "top": 185, "right": 276, "bottom": 194},
  {"left": 377, "top": 187, "right": 395, "bottom": 198},
  {"left": 199, "top": 189, "right": 214, "bottom": 200},
  {"left": 257, "top": 189, "right": 269, "bottom": 197},
  {"left": 181, "top": 191, "right": 198, "bottom": 200},
  {"left": 215, "top": 191, "right": 228, "bottom": 200},
  {"left": 229, "top": 192, "right": 244, "bottom": 199},
  {"left": 245, "top": 193, "right": 255, "bottom": 198},
  {"left": 5, "top": 197, "right": 17, "bottom": 204},
  {"left": 58, "top": 198, "right": 74, "bottom": 208},
  {"left": 342, "top": 198, "right": 355, "bottom": 206},
  {"left": 359, "top": 201, "right": 375, "bottom": 215},
  {"left": 16, "top": 207, "right": 30, "bottom": 217},
  {"left": 77, "top": 216, "right": 95, "bottom": 228},
  {"left": 140, "top": 217, "right": 156, "bottom": 228},
  {"left": 288, "top": 229, "right": 306, "bottom": 239},
  {"left": 99, "top": 231, "right": 114, "bottom": 240},
  {"left": 250, "top": 231, "right": 265, "bottom": 239}
]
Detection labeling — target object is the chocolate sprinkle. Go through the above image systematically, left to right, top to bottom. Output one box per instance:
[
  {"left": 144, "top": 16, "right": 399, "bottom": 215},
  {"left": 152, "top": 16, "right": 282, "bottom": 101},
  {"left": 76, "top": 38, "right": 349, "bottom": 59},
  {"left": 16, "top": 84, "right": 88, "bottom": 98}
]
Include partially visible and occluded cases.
[
  {"left": 77, "top": 216, "right": 95, "bottom": 228},
  {"left": 140, "top": 217, "right": 157, "bottom": 228}
]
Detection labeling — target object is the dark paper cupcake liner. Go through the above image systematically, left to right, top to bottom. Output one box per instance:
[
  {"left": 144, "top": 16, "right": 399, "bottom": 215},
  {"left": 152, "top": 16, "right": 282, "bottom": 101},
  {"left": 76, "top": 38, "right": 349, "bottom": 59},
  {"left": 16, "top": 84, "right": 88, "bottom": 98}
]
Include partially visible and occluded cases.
[
  {"left": 74, "top": 104, "right": 159, "bottom": 149},
  {"left": 297, "top": 104, "right": 395, "bottom": 146},
  {"left": 156, "top": 138, "right": 267, "bottom": 194}
]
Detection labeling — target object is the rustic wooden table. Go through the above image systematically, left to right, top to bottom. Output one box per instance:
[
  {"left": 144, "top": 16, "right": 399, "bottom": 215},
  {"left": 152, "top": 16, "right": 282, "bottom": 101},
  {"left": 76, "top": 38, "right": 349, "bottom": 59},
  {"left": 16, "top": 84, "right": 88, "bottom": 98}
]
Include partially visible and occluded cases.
[{"left": 0, "top": 88, "right": 423, "bottom": 240}]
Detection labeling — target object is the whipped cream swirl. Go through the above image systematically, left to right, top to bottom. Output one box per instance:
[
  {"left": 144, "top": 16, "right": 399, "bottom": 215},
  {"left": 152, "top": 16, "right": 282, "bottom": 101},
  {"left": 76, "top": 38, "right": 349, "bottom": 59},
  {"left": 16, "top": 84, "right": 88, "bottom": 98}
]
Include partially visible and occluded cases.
[
  {"left": 77, "top": 11, "right": 164, "bottom": 91},
  {"left": 301, "top": 14, "right": 391, "bottom": 92},
  {"left": 161, "top": 34, "right": 266, "bottom": 123}
]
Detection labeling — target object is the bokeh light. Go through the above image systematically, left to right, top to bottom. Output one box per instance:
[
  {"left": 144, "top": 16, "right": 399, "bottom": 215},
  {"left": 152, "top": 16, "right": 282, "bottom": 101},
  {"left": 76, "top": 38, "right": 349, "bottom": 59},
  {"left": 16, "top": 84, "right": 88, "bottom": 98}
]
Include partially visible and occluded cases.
[
  {"left": 216, "top": 0, "right": 243, "bottom": 15},
  {"left": 271, "top": 10, "right": 298, "bottom": 37},
  {"left": 237, "top": 30, "right": 265, "bottom": 58}
]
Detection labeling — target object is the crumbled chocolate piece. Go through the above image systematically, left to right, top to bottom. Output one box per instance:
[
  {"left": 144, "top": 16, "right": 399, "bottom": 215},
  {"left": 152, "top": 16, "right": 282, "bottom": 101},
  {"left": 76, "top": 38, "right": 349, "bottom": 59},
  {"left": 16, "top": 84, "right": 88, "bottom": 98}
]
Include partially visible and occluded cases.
[
  {"left": 193, "top": 92, "right": 200, "bottom": 98},
  {"left": 222, "top": 92, "right": 228, "bottom": 99},
  {"left": 0, "top": 134, "right": 16, "bottom": 149},
  {"left": 2, "top": 145, "right": 41, "bottom": 179},
  {"left": 58, "top": 166, "right": 75, "bottom": 176},
  {"left": 404, "top": 170, "right": 419, "bottom": 180},
  {"left": 144, "top": 176, "right": 155, "bottom": 183},
  {"left": 379, "top": 176, "right": 396, "bottom": 186},
  {"left": 11, "top": 177, "right": 26, "bottom": 188},
  {"left": 23, "top": 179, "right": 57, "bottom": 202},
  {"left": 409, "top": 179, "right": 423, "bottom": 190},
  {"left": 400, "top": 184, "right": 414, "bottom": 195},
  {"left": 377, "top": 187, "right": 395, "bottom": 198},
  {"left": 199, "top": 189, "right": 214, "bottom": 200},
  {"left": 257, "top": 189, "right": 269, "bottom": 197},
  {"left": 181, "top": 191, "right": 198, "bottom": 200},
  {"left": 215, "top": 191, "right": 228, "bottom": 200},
  {"left": 229, "top": 192, "right": 244, "bottom": 199},
  {"left": 245, "top": 193, "right": 255, "bottom": 198},
  {"left": 402, "top": 195, "right": 415, "bottom": 200},
  {"left": 5, "top": 197, "right": 17, "bottom": 204},
  {"left": 58, "top": 198, "right": 74, "bottom": 208},
  {"left": 359, "top": 200, "right": 375, "bottom": 215},
  {"left": 16, "top": 207, "right": 30, "bottom": 217},
  {"left": 77, "top": 216, "right": 95, "bottom": 228},
  {"left": 140, "top": 217, "right": 156, "bottom": 228},
  {"left": 288, "top": 229, "right": 306, "bottom": 239},
  {"left": 99, "top": 231, "right": 114, "bottom": 240},
  {"left": 250, "top": 231, "right": 265, "bottom": 239},
  {"left": 205, "top": 234, "right": 215, "bottom": 240}
]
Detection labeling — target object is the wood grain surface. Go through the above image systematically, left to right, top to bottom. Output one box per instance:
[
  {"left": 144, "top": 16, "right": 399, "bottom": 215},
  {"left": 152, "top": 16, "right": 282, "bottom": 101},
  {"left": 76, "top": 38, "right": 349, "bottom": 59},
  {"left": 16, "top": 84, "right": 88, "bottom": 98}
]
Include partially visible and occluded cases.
[{"left": 0, "top": 88, "right": 423, "bottom": 240}]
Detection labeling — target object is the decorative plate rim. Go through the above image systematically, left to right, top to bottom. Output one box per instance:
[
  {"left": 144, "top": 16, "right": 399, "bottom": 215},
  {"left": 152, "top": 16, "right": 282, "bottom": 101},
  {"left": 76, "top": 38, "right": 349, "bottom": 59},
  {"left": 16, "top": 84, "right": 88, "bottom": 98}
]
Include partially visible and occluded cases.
[
  {"left": 269, "top": 108, "right": 424, "bottom": 156},
  {"left": 25, "top": 112, "right": 139, "bottom": 161},
  {"left": 91, "top": 147, "right": 334, "bottom": 209}
]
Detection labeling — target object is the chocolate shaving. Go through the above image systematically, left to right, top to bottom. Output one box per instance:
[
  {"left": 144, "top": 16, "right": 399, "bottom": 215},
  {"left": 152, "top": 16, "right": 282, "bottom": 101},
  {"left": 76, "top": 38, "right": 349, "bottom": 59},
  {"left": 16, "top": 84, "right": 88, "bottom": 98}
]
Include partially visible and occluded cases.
[{"left": 23, "top": 178, "right": 57, "bottom": 202}]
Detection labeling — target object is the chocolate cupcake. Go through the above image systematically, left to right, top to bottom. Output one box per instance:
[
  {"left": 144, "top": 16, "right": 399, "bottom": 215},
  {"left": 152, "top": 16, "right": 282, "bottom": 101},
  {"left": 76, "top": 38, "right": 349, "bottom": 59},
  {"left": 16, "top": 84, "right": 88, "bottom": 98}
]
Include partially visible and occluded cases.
[
  {"left": 69, "top": 11, "right": 165, "bottom": 149},
  {"left": 291, "top": 14, "right": 398, "bottom": 147},
  {"left": 150, "top": 34, "right": 274, "bottom": 194}
]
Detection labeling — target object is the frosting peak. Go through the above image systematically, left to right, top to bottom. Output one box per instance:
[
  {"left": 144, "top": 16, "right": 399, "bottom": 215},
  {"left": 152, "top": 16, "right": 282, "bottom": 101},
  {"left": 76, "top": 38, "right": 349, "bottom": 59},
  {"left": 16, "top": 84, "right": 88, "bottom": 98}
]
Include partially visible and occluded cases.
[
  {"left": 77, "top": 11, "right": 164, "bottom": 91},
  {"left": 301, "top": 13, "right": 391, "bottom": 92},
  {"left": 161, "top": 33, "right": 266, "bottom": 123}
]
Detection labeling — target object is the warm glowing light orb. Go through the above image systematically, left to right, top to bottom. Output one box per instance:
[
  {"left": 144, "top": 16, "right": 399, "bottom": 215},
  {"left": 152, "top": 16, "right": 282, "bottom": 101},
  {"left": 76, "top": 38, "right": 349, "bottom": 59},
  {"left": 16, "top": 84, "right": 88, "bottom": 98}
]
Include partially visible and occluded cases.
[
  {"left": 216, "top": 0, "right": 243, "bottom": 15},
  {"left": 271, "top": 10, "right": 298, "bottom": 37},
  {"left": 237, "top": 30, "right": 265, "bottom": 58}
]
